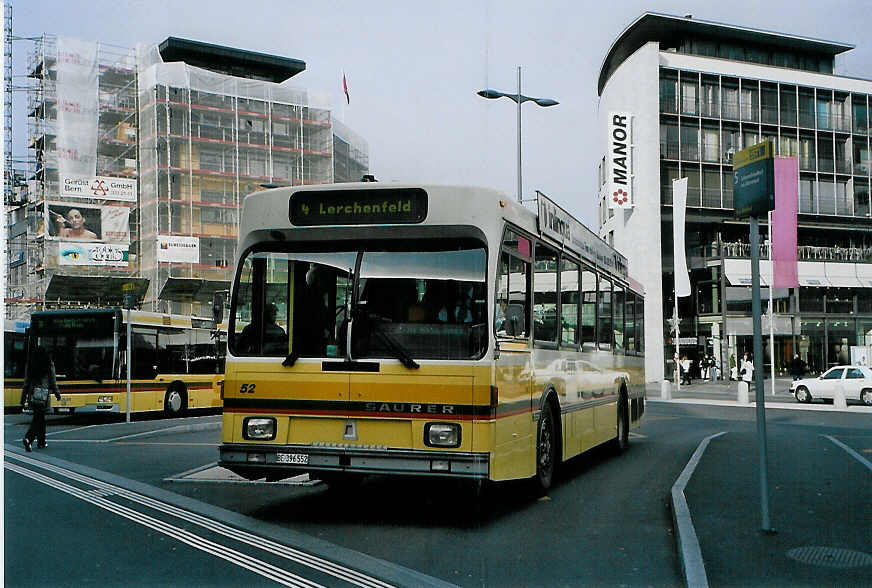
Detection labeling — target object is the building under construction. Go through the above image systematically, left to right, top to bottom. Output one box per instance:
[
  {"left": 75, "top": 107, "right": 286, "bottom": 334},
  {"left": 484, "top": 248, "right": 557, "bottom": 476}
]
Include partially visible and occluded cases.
[{"left": 6, "top": 35, "right": 369, "bottom": 321}]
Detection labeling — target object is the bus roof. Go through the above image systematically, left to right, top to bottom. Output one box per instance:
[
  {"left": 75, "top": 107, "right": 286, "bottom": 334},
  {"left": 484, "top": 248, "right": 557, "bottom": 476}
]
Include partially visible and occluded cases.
[
  {"left": 240, "top": 183, "right": 629, "bottom": 281},
  {"left": 30, "top": 308, "right": 217, "bottom": 330}
]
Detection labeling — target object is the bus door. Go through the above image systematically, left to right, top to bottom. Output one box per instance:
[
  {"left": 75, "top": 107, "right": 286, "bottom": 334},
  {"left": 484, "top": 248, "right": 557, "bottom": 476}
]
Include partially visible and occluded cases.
[
  {"left": 493, "top": 248, "right": 535, "bottom": 480},
  {"left": 228, "top": 251, "right": 356, "bottom": 444}
]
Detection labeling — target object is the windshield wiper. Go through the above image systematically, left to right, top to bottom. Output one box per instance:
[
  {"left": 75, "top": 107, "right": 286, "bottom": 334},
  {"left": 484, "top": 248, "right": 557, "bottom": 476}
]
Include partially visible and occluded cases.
[{"left": 358, "top": 309, "right": 419, "bottom": 370}]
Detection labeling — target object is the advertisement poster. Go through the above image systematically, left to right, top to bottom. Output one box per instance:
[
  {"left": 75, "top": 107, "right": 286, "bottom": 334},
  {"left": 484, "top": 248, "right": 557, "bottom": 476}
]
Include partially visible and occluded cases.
[
  {"left": 60, "top": 175, "right": 137, "bottom": 202},
  {"left": 46, "top": 202, "right": 102, "bottom": 240},
  {"left": 46, "top": 202, "right": 130, "bottom": 242},
  {"left": 101, "top": 206, "right": 131, "bottom": 242},
  {"left": 157, "top": 235, "right": 200, "bottom": 263},
  {"left": 58, "top": 242, "right": 129, "bottom": 267}
]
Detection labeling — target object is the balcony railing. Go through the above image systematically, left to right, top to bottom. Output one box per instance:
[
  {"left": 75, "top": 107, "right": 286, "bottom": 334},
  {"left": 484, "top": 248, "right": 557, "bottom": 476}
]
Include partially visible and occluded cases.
[{"left": 719, "top": 241, "right": 872, "bottom": 262}]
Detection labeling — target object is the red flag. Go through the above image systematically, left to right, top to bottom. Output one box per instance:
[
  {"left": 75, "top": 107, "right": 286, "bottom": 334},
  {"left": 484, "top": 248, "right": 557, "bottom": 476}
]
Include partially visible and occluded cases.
[{"left": 342, "top": 72, "right": 350, "bottom": 104}]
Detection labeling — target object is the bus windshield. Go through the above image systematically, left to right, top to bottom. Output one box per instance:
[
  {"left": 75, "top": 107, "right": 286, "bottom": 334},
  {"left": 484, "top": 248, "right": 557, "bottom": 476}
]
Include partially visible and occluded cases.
[
  {"left": 231, "top": 240, "right": 488, "bottom": 361},
  {"left": 30, "top": 312, "right": 116, "bottom": 380}
]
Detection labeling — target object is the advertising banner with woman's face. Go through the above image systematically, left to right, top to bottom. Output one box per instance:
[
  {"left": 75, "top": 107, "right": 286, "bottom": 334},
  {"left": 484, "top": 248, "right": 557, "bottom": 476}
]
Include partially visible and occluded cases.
[
  {"left": 45, "top": 202, "right": 131, "bottom": 242},
  {"left": 46, "top": 202, "right": 102, "bottom": 240}
]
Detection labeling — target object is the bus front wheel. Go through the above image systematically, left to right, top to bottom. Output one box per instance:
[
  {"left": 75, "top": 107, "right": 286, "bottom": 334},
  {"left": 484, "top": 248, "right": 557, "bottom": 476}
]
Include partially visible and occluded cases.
[{"left": 164, "top": 386, "right": 187, "bottom": 417}]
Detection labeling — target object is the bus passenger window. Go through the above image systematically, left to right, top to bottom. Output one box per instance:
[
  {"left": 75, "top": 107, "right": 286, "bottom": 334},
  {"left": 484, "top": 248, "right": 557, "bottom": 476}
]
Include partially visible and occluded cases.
[
  {"left": 534, "top": 244, "right": 558, "bottom": 342},
  {"left": 497, "top": 251, "right": 530, "bottom": 338},
  {"left": 560, "top": 258, "right": 579, "bottom": 345},
  {"left": 581, "top": 269, "right": 597, "bottom": 349},
  {"left": 598, "top": 278, "right": 612, "bottom": 350},
  {"left": 614, "top": 284, "right": 625, "bottom": 351},
  {"left": 625, "top": 293, "right": 636, "bottom": 353},
  {"left": 636, "top": 297, "right": 645, "bottom": 353}
]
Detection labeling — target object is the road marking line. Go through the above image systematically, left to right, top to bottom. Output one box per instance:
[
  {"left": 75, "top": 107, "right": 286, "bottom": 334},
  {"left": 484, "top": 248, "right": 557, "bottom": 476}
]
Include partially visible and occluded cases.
[
  {"left": 671, "top": 431, "right": 727, "bottom": 588},
  {"left": 822, "top": 435, "right": 872, "bottom": 473},
  {"left": 6, "top": 451, "right": 397, "bottom": 588},
  {"left": 5, "top": 461, "right": 324, "bottom": 588}
]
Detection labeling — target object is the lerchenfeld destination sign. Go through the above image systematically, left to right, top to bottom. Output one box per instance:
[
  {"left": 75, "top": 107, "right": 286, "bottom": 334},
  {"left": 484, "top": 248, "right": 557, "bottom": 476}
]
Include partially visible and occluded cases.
[{"left": 733, "top": 141, "right": 774, "bottom": 218}]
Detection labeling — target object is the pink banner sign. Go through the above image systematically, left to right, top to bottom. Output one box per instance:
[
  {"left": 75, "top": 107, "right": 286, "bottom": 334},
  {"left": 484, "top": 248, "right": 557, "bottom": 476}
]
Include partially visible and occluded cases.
[{"left": 773, "top": 157, "right": 799, "bottom": 288}]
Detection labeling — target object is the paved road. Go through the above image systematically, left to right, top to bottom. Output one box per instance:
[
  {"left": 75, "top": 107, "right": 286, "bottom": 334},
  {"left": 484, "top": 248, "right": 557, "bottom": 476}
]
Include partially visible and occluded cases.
[{"left": 5, "top": 393, "right": 872, "bottom": 587}]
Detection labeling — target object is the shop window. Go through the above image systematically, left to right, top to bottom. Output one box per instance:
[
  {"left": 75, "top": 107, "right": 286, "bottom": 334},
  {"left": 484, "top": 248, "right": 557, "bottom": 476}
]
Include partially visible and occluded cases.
[{"left": 826, "top": 288, "right": 854, "bottom": 314}]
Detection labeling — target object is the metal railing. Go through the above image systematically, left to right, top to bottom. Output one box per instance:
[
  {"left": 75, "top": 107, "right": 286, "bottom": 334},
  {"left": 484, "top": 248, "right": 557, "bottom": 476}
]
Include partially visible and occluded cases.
[{"left": 719, "top": 241, "right": 872, "bottom": 261}]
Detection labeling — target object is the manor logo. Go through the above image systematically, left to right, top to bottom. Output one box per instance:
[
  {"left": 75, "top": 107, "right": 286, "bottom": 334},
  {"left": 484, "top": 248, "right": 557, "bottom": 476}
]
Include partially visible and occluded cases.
[{"left": 608, "top": 112, "right": 633, "bottom": 209}]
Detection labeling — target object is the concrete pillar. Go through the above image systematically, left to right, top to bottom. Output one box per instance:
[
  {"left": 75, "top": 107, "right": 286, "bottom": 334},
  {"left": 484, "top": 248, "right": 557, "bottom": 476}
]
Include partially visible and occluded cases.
[
  {"left": 661, "top": 380, "right": 672, "bottom": 400},
  {"left": 738, "top": 380, "right": 750, "bottom": 404},
  {"left": 833, "top": 386, "right": 847, "bottom": 409}
]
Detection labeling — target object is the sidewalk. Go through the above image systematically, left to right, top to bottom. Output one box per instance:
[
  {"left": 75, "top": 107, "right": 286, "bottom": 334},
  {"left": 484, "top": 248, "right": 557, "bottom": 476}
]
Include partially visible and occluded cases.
[
  {"left": 646, "top": 376, "right": 872, "bottom": 413},
  {"left": 653, "top": 376, "right": 872, "bottom": 586}
]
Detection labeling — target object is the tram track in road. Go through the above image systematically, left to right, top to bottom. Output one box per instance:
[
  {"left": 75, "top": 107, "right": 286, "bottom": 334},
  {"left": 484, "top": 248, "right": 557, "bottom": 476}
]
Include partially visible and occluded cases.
[{"left": 5, "top": 450, "right": 397, "bottom": 588}]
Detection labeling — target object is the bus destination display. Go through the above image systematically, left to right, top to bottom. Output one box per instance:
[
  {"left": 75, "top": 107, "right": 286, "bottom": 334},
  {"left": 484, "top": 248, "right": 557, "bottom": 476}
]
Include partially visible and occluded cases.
[{"left": 289, "top": 188, "right": 428, "bottom": 226}]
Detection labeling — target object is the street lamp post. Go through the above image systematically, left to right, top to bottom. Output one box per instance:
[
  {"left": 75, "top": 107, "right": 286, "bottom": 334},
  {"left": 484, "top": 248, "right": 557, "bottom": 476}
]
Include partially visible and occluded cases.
[{"left": 477, "top": 66, "right": 558, "bottom": 202}]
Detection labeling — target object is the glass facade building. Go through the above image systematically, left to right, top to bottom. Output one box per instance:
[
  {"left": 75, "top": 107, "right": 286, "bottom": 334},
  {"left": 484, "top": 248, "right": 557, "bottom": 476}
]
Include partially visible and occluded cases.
[
  {"left": 598, "top": 13, "right": 872, "bottom": 381},
  {"left": 7, "top": 36, "right": 369, "bottom": 322}
]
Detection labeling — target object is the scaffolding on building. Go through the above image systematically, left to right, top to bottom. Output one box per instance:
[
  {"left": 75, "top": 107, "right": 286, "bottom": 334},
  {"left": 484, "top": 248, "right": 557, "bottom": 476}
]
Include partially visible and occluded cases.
[
  {"left": 3, "top": 1, "right": 12, "bottom": 205},
  {"left": 5, "top": 35, "right": 139, "bottom": 321},
  {"left": 6, "top": 35, "right": 369, "bottom": 322},
  {"left": 136, "top": 45, "right": 366, "bottom": 315}
]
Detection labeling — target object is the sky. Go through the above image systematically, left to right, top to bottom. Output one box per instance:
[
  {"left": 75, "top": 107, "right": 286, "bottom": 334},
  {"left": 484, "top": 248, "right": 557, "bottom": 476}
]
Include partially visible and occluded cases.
[{"left": 9, "top": 0, "right": 872, "bottom": 227}]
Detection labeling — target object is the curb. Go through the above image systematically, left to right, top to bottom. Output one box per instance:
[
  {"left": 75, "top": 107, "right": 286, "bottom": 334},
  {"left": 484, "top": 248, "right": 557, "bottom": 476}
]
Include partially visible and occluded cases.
[
  {"left": 648, "top": 397, "right": 872, "bottom": 412},
  {"left": 671, "top": 431, "right": 727, "bottom": 588}
]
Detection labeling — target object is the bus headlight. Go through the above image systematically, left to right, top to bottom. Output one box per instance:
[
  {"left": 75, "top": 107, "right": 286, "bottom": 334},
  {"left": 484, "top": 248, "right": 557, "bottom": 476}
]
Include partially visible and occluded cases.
[
  {"left": 243, "top": 417, "right": 276, "bottom": 440},
  {"left": 425, "top": 423, "right": 461, "bottom": 448}
]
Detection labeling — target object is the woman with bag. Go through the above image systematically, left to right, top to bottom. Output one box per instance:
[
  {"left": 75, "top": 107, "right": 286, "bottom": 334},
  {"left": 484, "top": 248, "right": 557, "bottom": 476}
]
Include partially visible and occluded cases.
[{"left": 20, "top": 346, "right": 61, "bottom": 452}]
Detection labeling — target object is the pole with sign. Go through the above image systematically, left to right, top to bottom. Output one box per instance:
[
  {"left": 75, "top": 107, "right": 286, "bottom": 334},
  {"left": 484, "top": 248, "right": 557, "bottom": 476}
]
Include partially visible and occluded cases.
[
  {"left": 733, "top": 141, "right": 776, "bottom": 534},
  {"left": 122, "top": 283, "right": 136, "bottom": 423}
]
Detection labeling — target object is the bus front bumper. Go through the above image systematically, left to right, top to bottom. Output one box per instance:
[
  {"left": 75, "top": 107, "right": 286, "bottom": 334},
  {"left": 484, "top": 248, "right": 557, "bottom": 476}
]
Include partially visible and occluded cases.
[{"left": 219, "top": 443, "right": 490, "bottom": 480}]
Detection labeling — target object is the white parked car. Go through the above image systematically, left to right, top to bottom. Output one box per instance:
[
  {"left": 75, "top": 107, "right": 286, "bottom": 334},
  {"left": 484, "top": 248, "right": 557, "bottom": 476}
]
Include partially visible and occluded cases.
[{"left": 790, "top": 365, "right": 872, "bottom": 406}]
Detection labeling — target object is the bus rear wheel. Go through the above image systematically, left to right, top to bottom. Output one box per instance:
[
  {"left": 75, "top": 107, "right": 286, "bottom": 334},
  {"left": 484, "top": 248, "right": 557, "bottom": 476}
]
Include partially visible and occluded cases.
[
  {"left": 164, "top": 386, "right": 187, "bottom": 417},
  {"left": 613, "top": 394, "right": 630, "bottom": 454},
  {"left": 535, "top": 404, "right": 557, "bottom": 492}
]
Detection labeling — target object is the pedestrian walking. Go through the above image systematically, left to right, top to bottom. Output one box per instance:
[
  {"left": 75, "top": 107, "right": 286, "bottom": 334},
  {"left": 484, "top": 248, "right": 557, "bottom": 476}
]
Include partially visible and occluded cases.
[
  {"left": 20, "top": 346, "right": 61, "bottom": 452},
  {"left": 739, "top": 352, "right": 754, "bottom": 396},
  {"left": 729, "top": 354, "right": 737, "bottom": 381},
  {"left": 790, "top": 354, "right": 805, "bottom": 381},
  {"left": 680, "top": 355, "right": 692, "bottom": 385}
]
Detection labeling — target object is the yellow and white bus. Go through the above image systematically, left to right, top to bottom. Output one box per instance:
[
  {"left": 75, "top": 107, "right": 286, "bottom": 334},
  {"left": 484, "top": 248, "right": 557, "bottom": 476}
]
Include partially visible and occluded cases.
[
  {"left": 219, "top": 184, "right": 644, "bottom": 489},
  {"left": 22, "top": 308, "right": 225, "bottom": 416},
  {"left": 4, "top": 328, "right": 29, "bottom": 410}
]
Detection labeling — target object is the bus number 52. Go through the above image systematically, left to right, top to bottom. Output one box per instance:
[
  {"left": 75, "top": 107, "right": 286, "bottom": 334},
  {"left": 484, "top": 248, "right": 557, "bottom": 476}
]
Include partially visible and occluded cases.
[{"left": 240, "top": 384, "right": 256, "bottom": 394}]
